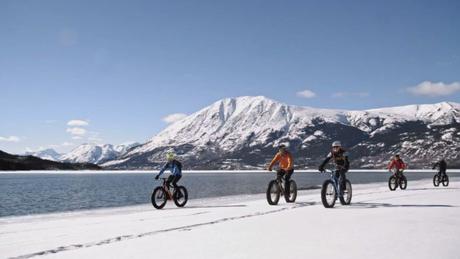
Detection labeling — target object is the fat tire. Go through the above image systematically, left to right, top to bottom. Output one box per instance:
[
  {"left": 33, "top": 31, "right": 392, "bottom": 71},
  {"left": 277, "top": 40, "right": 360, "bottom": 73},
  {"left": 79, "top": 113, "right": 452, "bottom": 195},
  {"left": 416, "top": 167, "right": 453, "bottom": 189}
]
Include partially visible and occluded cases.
[
  {"left": 399, "top": 175, "right": 407, "bottom": 190},
  {"left": 433, "top": 175, "right": 440, "bottom": 187},
  {"left": 442, "top": 175, "right": 449, "bottom": 187},
  {"left": 388, "top": 176, "right": 397, "bottom": 191},
  {"left": 266, "top": 180, "right": 280, "bottom": 205},
  {"left": 285, "top": 180, "right": 297, "bottom": 203},
  {"left": 321, "top": 180, "right": 337, "bottom": 208},
  {"left": 339, "top": 180, "right": 352, "bottom": 205},
  {"left": 151, "top": 186, "right": 167, "bottom": 209},
  {"left": 173, "top": 186, "right": 188, "bottom": 207}
]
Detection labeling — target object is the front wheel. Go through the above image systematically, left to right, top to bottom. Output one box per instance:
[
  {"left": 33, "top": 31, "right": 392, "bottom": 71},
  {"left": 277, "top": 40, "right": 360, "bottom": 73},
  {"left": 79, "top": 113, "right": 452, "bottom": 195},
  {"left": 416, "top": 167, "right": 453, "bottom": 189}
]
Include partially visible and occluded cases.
[
  {"left": 433, "top": 174, "right": 440, "bottom": 187},
  {"left": 399, "top": 175, "right": 407, "bottom": 190},
  {"left": 442, "top": 175, "right": 449, "bottom": 187},
  {"left": 388, "top": 176, "right": 397, "bottom": 191},
  {"left": 266, "top": 180, "right": 280, "bottom": 205},
  {"left": 285, "top": 180, "right": 297, "bottom": 203},
  {"left": 321, "top": 180, "right": 337, "bottom": 208},
  {"left": 339, "top": 180, "right": 352, "bottom": 205},
  {"left": 151, "top": 186, "right": 167, "bottom": 209},
  {"left": 173, "top": 186, "right": 188, "bottom": 207}
]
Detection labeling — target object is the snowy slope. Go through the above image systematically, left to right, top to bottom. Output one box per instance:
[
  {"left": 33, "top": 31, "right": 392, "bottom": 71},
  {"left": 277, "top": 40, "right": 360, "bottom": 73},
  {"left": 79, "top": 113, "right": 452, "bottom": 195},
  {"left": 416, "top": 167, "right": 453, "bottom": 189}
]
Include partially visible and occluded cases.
[
  {"left": 104, "top": 96, "right": 460, "bottom": 169},
  {"left": 129, "top": 96, "right": 345, "bottom": 155},
  {"left": 61, "top": 143, "right": 139, "bottom": 165},
  {"left": 24, "top": 148, "right": 62, "bottom": 161},
  {"left": 2, "top": 179, "right": 459, "bottom": 259}
]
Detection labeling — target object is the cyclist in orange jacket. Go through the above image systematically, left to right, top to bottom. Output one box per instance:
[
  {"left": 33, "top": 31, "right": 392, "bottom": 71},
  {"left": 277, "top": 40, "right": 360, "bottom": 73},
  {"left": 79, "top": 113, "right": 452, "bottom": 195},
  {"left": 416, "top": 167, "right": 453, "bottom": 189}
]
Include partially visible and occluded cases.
[{"left": 267, "top": 144, "right": 294, "bottom": 194}]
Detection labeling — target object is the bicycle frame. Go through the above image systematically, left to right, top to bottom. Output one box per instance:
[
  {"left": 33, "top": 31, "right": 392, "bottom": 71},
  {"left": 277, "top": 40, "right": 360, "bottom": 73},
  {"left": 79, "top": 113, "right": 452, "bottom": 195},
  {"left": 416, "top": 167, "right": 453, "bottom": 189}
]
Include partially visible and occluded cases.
[
  {"left": 324, "top": 169, "right": 343, "bottom": 197},
  {"left": 158, "top": 177, "right": 176, "bottom": 199}
]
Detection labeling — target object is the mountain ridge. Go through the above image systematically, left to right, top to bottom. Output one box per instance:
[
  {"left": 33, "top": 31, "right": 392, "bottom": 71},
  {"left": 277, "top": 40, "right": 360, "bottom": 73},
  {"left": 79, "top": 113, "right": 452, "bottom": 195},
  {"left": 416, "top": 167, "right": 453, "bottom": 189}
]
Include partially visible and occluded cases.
[{"left": 103, "top": 96, "right": 460, "bottom": 170}]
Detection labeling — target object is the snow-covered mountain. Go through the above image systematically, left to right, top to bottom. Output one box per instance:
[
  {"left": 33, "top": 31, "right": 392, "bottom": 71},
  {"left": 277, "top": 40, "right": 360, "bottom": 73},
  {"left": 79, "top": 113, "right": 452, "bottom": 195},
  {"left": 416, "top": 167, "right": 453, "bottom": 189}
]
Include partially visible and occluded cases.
[
  {"left": 103, "top": 96, "right": 460, "bottom": 169},
  {"left": 61, "top": 142, "right": 139, "bottom": 165},
  {"left": 25, "top": 149, "right": 62, "bottom": 161}
]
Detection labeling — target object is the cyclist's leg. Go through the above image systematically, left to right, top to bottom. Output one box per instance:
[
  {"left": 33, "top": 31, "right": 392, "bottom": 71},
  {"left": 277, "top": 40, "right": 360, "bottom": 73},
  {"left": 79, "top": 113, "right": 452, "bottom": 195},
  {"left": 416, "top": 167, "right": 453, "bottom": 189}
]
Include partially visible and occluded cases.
[
  {"left": 277, "top": 169, "right": 286, "bottom": 182},
  {"left": 285, "top": 169, "right": 294, "bottom": 194},
  {"left": 339, "top": 170, "right": 346, "bottom": 190},
  {"left": 166, "top": 175, "right": 174, "bottom": 190},
  {"left": 172, "top": 175, "right": 182, "bottom": 188},
  {"left": 172, "top": 175, "right": 183, "bottom": 198}
]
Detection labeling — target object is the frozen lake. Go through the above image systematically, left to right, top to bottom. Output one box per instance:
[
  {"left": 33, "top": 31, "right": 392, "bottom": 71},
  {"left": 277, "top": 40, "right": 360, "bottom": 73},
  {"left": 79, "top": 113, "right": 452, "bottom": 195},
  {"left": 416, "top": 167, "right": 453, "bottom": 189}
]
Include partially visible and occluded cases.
[{"left": 0, "top": 170, "right": 455, "bottom": 217}]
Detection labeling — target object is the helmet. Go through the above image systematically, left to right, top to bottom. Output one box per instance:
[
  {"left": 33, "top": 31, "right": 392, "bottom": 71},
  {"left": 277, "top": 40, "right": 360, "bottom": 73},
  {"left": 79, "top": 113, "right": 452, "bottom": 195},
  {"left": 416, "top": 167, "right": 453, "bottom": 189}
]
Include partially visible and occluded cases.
[
  {"left": 332, "top": 141, "right": 342, "bottom": 147},
  {"left": 278, "top": 144, "right": 287, "bottom": 150},
  {"left": 166, "top": 151, "right": 175, "bottom": 161}
]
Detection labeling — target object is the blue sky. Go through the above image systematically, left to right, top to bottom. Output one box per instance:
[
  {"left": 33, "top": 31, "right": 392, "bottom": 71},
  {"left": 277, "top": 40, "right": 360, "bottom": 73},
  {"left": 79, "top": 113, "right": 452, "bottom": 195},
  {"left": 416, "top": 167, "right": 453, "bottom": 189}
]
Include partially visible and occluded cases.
[{"left": 1, "top": 0, "right": 459, "bottom": 154}]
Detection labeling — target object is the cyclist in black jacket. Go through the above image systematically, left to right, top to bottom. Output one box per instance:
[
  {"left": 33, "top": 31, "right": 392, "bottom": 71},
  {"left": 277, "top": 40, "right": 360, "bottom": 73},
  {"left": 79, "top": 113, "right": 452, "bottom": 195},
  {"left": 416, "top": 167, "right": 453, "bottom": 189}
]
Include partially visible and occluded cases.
[
  {"left": 319, "top": 141, "right": 350, "bottom": 189},
  {"left": 432, "top": 159, "right": 447, "bottom": 177}
]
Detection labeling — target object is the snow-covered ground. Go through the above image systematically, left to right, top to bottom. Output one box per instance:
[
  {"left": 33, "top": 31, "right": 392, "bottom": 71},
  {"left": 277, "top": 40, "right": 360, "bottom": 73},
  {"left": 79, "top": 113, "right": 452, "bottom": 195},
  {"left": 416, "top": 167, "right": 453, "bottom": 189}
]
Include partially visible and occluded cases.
[{"left": 1, "top": 179, "right": 459, "bottom": 259}]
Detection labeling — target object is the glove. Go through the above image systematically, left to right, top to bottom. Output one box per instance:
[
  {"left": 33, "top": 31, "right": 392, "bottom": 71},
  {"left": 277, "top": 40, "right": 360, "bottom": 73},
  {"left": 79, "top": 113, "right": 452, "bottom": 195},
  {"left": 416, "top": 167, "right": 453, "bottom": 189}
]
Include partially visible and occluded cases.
[{"left": 155, "top": 175, "right": 159, "bottom": 180}]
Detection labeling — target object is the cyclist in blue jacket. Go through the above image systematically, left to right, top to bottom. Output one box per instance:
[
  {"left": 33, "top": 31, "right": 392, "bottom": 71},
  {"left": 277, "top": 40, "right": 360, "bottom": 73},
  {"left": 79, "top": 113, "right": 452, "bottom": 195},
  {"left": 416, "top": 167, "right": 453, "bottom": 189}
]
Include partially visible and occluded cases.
[{"left": 155, "top": 151, "right": 183, "bottom": 190}]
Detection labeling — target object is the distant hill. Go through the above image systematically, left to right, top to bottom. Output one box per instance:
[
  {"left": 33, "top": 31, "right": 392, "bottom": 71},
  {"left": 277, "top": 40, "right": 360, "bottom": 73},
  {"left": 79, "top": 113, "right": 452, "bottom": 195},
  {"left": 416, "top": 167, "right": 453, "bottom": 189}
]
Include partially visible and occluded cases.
[{"left": 0, "top": 150, "right": 101, "bottom": 171}]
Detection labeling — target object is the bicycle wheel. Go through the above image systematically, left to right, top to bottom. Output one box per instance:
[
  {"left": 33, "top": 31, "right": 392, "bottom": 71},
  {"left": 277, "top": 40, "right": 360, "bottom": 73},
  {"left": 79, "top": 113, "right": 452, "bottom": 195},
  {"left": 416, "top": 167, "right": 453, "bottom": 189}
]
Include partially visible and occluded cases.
[
  {"left": 433, "top": 174, "right": 440, "bottom": 187},
  {"left": 399, "top": 175, "right": 407, "bottom": 190},
  {"left": 442, "top": 175, "right": 449, "bottom": 187},
  {"left": 388, "top": 176, "right": 397, "bottom": 191},
  {"left": 267, "top": 180, "right": 281, "bottom": 205},
  {"left": 285, "top": 180, "right": 297, "bottom": 203},
  {"left": 321, "top": 180, "right": 337, "bottom": 208},
  {"left": 339, "top": 180, "right": 352, "bottom": 205},
  {"left": 151, "top": 186, "right": 167, "bottom": 209},
  {"left": 173, "top": 186, "right": 188, "bottom": 207}
]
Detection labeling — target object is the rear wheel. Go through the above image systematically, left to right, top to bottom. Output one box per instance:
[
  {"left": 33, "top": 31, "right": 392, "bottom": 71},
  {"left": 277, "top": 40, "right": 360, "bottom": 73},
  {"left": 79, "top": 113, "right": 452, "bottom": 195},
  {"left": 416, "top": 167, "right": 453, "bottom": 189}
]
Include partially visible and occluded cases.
[
  {"left": 433, "top": 174, "right": 440, "bottom": 187},
  {"left": 399, "top": 175, "right": 407, "bottom": 190},
  {"left": 442, "top": 175, "right": 449, "bottom": 187},
  {"left": 388, "top": 176, "right": 397, "bottom": 191},
  {"left": 266, "top": 180, "right": 280, "bottom": 205},
  {"left": 285, "top": 180, "right": 297, "bottom": 203},
  {"left": 321, "top": 180, "right": 337, "bottom": 208},
  {"left": 339, "top": 180, "right": 352, "bottom": 205},
  {"left": 151, "top": 186, "right": 167, "bottom": 209},
  {"left": 173, "top": 186, "right": 188, "bottom": 207}
]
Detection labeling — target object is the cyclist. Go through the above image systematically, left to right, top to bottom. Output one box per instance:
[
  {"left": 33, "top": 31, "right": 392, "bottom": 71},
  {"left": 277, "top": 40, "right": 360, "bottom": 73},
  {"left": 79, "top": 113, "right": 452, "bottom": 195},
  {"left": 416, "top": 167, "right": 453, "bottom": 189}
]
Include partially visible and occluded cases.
[
  {"left": 318, "top": 141, "right": 350, "bottom": 190},
  {"left": 267, "top": 144, "right": 294, "bottom": 194},
  {"left": 155, "top": 151, "right": 183, "bottom": 193},
  {"left": 387, "top": 154, "right": 406, "bottom": 176},
  {"left": 432, "top": 159, "right": 447, "bottom": 177}
]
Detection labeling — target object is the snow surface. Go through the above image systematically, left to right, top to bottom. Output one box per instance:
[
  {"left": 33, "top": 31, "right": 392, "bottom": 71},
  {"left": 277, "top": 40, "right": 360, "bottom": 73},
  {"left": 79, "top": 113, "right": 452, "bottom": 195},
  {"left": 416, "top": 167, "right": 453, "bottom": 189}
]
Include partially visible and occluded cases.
[{"left": 2, "top": 179, "right": 460, "bottom": 259}]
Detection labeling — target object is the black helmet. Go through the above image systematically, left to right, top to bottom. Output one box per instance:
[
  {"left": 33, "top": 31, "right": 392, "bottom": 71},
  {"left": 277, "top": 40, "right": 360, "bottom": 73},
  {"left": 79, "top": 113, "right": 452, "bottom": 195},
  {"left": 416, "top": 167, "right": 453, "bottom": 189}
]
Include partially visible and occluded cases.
[{"left": 278, "top": 144, "right": 287, "bottom": 150}]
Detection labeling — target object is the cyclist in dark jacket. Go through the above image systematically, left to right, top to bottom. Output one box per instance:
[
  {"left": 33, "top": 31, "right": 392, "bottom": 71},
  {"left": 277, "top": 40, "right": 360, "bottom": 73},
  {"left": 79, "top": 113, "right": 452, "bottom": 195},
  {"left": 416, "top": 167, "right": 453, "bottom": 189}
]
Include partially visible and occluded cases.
[
  {"left": 318, "top": 141, "right": 350, "bottom": 189},
  {"left": 432, "top": 159, "right": 447, "bottom": 177}
]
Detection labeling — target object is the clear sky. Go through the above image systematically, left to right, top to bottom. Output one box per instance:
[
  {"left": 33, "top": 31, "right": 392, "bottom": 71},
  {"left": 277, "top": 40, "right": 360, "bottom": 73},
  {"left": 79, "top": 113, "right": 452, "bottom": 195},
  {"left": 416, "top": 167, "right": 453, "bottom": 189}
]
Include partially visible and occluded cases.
[{"left": 1, "top": 0, "right": 459, "bottom": 154}]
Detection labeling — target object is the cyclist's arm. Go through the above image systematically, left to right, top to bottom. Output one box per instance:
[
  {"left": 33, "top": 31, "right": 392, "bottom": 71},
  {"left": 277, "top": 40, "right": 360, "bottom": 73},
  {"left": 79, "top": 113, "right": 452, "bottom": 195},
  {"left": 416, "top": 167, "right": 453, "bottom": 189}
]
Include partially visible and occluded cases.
[
  {"left": 286, "top": 152, "right": 294, "bottom": 170},
  {"left": 268, "top": 153, "right": 280, "bottom": 171},
  {"left": 319, "top": 153, "right": 332, "bottom": 170},
  {"left": 344, "top": 155, "right": 350, "bottom": 171},
  {"left": 157, "top": 162, "right": 170, "bottom": 177}
]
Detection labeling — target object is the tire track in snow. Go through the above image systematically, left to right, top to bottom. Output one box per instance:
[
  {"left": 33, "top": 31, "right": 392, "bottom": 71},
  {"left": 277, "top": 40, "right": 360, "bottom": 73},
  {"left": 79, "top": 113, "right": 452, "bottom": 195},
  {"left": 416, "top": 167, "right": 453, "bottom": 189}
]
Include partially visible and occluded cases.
[{"left": 9, "top": 202, "right": 316, "bottom": 259}]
